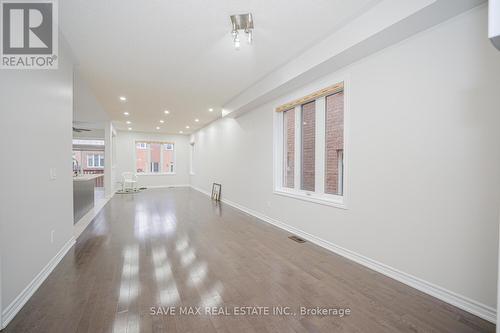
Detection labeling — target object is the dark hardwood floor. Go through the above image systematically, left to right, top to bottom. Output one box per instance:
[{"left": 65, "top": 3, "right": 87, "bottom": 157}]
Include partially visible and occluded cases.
[{"left": 2, "top": 188, "right": 495, "bottom": 332}]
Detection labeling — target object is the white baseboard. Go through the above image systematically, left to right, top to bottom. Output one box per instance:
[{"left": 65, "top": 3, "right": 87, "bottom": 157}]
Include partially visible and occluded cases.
[
  {"left": 145, "top": 184, "right": 190, "bottom": 189},
  {"left": 190, "top": 185, "right": 496, "bottom": 323},
  {"left": 1, "top": 237, "right": 76, "bottom": 329}
]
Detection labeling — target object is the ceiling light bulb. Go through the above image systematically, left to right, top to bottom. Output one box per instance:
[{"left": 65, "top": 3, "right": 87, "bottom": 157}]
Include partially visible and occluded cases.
[
  {"left": 120, "top": 96, "right": 127, "bottom": 101},
  {"left": 208, "top": 108, "right": 213, "bottom": 112},
  {"left": 164, "top": 110, "right": 170, "bottom": 114},
  {"left": 123, "top": 112, "right": 129, "bottom": 116},
  {"left": 195, "top": 118, "right": 199, "bottom": 122},
  {"left": 160, "top": 120, "right": 164, "bottom": 123},
  {"left": 126, "top": 121, "right": 131, "bottom": 124},
  {"left": 156, "top": 126, "right": 160, "bottom": 130},
  {"left": 185, "top": 126, "right": 190, "bottom": 129},
  {"left": 128, "top": 127, "right": 132, "bottom": 130},
  {"left": 179, "top": 131, "right": 183, "bottom": 134}
]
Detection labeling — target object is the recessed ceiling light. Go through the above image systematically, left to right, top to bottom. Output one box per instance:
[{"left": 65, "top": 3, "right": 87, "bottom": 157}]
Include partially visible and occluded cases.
[
  {"left": 119, "top": 96, "right": 127, "bottom": 101},
  {"left": 208, "top": 108, "right": 213, "bottom": 112},
  {"left": 164, "top": 110, "right": 170, "bottom": 114},
  {"left": 123, "top": 111, "right": 129, "bottom": 116},
  {"left": 194, "top": 118, "right": 199, "bottom": 122},
  {"left": 159, "top": 120, "right": 164, "bottom": 123},
  {"left": 126, "top": 121, "right": 131, "bottom": 124},
  {"left": 156, "top": 126, "right": 161, "bottom": 130},
  {"left": 185, "top": 126, "right": 190, "bottom": 129},
  {"left": 128, "top": 127, "right": 132, "bottom": 131},
  {"left": 179, "top": 130, "right": 183, "bottom": 134}
]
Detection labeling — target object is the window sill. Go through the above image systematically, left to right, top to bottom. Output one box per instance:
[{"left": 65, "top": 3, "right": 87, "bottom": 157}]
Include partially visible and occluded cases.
[
  {"left": 137, "top": 172, "right": 176, "bottom": 176},
  {"left": 273, "top": 188, "right": 347, "bottom": 209}
]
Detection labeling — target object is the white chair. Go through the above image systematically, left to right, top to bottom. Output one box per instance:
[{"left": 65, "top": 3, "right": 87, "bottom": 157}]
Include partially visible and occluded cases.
[{"left": 122, "top": 172, "right": 138, "bottom": 192}]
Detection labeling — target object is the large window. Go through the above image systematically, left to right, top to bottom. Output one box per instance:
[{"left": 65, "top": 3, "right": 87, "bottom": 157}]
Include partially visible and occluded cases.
[
  {"left": 275, "top": 81, "right": 346, "bottom": 207},
  {"left": 135, "top": 141, "right": 175, "bottom": 174}
]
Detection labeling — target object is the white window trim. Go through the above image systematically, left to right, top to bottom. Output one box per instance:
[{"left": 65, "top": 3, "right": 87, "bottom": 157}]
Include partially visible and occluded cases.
[
  {"left": 273, "top": 76, "right": 349, "bottom": 209},
  {"left": 134, "top": 141, "right": 176, "bottom": 175}
]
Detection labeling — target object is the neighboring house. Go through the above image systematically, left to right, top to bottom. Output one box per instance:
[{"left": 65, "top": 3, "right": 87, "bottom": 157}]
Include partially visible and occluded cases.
[
  {"left": 73, "top": 150, "right": 105, "bottom": 187},
  {"left": 73, "top": 150, "right": 105, "bottom": 170}
]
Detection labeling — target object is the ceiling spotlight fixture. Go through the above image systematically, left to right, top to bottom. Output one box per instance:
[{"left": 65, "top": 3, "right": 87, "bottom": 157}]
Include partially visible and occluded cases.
[
  {"left": 230, "top": 13, "right": 253, "bottom": 50},
  {"left": 119, "top": 96, "right": 127, "bottom": 101},
  {"left": 208, "top": 108, "right": 213, "bottom": 112},
  {"left": 164, "top": 110, "right": 170, "bottom": 114},
  {"left": 123, "top": 111, "right": 129, "bottom": 116},
  {"left": 194, "top": 118, "right": 199, "bottom": 122},
  {"left": 159, "top": 120, "right": 164, "bottom": 123},
  {"left": 126, "top": 121, "right": 131, "bottom": 124},
  {"left": 156, "top": 126, "right": 160, "bottom": 130},
  {"left": 185, "top": 126, "right": 190, "bottom": 129},
  {"left": 128, "top": 127, "right": 132, "bottom": 131},
  {"left": 179, "top": 130, "right": 184, "bottom": 134}
]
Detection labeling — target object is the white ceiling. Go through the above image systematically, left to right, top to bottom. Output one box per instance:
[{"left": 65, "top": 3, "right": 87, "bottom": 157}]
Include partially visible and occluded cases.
[{"left": 60, "top": 0, "right": 380, "bottom": 134}]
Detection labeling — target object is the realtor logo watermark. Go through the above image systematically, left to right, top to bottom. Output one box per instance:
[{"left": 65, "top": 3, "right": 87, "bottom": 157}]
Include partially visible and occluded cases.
[{"left": 0, "top": 0, "right": 58, "bottom": 69}]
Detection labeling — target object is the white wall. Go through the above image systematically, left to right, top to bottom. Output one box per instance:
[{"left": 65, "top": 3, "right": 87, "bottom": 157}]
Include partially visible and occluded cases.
[
  {"left": 191, "top": 5, "right": 500, "bottom": 313},
  {"left": 0, "top": 37, "right": 76, "bottom": 324},
  {"left": 73, "top": 69, "right": 109, "bottom": 124},
  {"left": 115, "top": 131, "right": 190, "bottom": 188}
]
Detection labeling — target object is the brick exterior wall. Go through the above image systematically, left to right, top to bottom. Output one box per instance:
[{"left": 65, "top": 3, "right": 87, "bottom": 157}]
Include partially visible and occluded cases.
[
  {"left": 325, "top": 92, "right": 344, "bottom": 195},
  {"left": 301, "top": 101, "right": 316, "bottom": 191},
  {"left": 283, "top": 109, "right": 295, "bottom": 188},
  {"left": 136, "top": 148, "right": 148, "bottom": 173},
  {"left": 162, "top": 148, "right": 174, "bottom": 173}
]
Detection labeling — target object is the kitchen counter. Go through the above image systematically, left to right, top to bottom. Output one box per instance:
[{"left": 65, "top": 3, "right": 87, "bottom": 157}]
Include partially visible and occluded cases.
[
  {"left": 73, "top": 174, "right": 104, "bottom": 223},
  {"left": 73, "top": 174, "right": 104, "bottom": 182}
]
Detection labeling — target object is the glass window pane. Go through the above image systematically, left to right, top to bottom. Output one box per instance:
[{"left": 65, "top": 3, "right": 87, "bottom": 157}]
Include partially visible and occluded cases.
[
  {"left": 325, "top": 92, "right": 344, "bottom": 195},
  {"left": 301, "top": 101, "right": 315, "bottom": 191},
  {"left": 283, "top": 109, "right": 295, "bottom": 188},
  {"left": 135, "top": 142, "right": 148, "bottom": 173},
  {"left": 150, "top": 143, "right": 161, "bottom": 173},
  {"left": 162, "top": 143, "right": 175, "bottom": 173},
  {"left": 100, "top": 156, "right": 105, "bottom": 167}
]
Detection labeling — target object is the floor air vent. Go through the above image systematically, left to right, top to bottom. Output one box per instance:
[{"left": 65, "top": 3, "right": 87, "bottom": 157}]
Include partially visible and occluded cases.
[{"left": 289, "top": 235, "right": 306, "bottom": 243}]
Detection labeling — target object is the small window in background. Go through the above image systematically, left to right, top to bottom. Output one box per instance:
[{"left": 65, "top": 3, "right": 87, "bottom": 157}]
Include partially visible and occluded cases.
[
  {"left": 325, "top": 92, "right": 344, "bottom": 195},
  {"left": 301, "top": 101, "right": 315, "bottom": 191},
  {"left": 283, "top": 108, "right": 295, "bottom": 188},
  {"left": 135, "top": 142, "right": 148, "bottom": 173},
  {"left": 150, "top": 143, "right": 161, "bottom": 173},
  {"left": 162, "top": 143, "right": 175, "bottom": 173},
  {"left": 87, "top": 155, "right": 94, "bottom": 167}
]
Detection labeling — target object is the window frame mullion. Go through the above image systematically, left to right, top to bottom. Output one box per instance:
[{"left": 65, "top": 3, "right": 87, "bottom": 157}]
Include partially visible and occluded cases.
[
  {"left": 315, "top": 96, "right": 326, "bottom": 194},
  {"left": 294, "top": 105, "right": 301, "bottom": 191}
]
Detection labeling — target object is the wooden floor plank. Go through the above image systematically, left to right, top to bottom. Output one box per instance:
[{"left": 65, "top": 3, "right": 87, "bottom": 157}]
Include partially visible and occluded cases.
[{"left": 2, "top": 188, "right": 494, "bottom": 333}]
